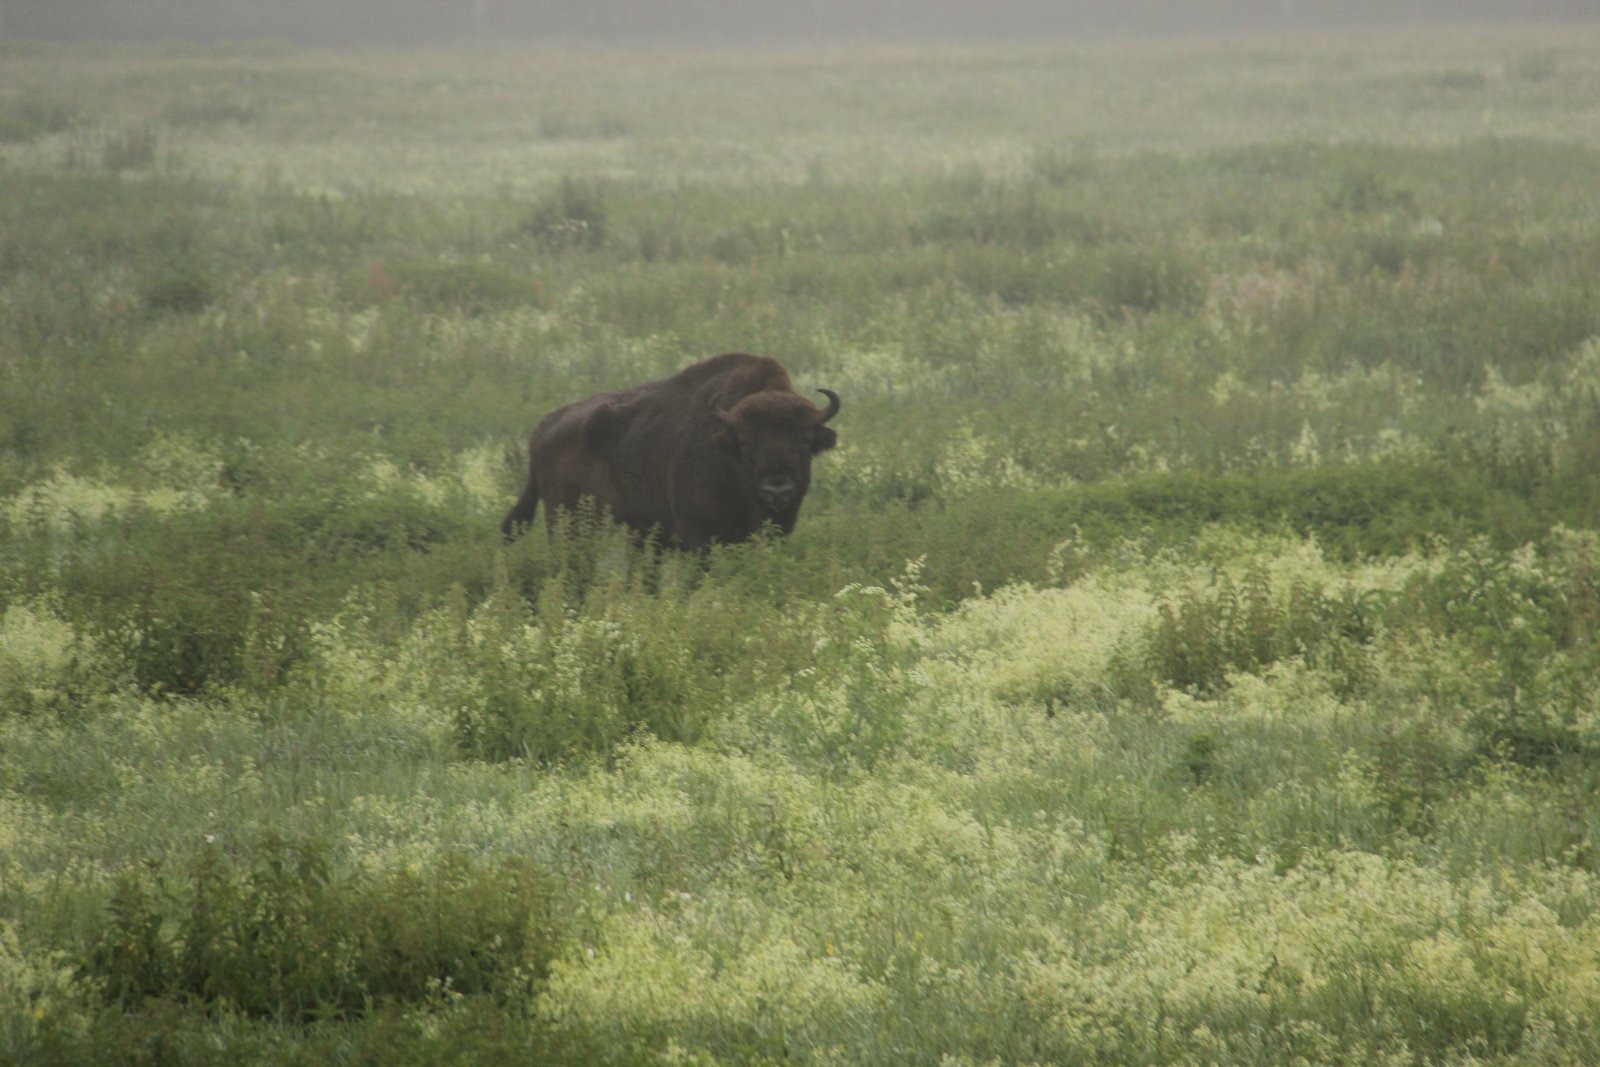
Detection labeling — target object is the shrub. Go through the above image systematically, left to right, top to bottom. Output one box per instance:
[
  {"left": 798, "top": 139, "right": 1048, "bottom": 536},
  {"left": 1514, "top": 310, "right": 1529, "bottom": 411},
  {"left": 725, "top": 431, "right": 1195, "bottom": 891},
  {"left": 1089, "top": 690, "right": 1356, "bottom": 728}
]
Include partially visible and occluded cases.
[
  {"left": 0, "top": 94, "right": 79, "bottom": 143},
  {"left": 100, "top": 126, "right": 161, "bottom": 172},
  {"left": 1325, "top": 167, "right": 1414, "bottom": 213},
  {"left": 517, "top": 177, "right": 608, "bottom": 251},
  {"left": 911, "top": 180, "right": 1075, "bottom": 250},
  {"left": 1090, "top": 243, "right": 1206, "bottom": 317},
  {"left": 139, "top": 256, "right": 216, "bottom": 316},
  {"left": 59, "top": 511, "right": 313, "bottom": 697},
  {"left": 1405, "top": 534, "right": 1600, "bottom": 772},
  {"left": 1145, "top": 561, "right": 1377, "bottom": 696},
  {"left": 445, "top": 578, "right": 711, "bottom": 762},
  {"left": 0, "top": 601, "right": 110, "bottom": 718},
  {"left": 79, "top": 835, "right": 559, "bottom": 1022}
]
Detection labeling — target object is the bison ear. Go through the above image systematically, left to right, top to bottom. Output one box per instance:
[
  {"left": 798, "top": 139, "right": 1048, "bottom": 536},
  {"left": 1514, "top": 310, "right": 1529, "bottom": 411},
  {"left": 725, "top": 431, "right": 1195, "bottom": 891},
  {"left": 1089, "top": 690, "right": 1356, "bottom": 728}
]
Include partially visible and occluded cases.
[{"left": 811, "top": 425, "right": 837, "bottom": 454}]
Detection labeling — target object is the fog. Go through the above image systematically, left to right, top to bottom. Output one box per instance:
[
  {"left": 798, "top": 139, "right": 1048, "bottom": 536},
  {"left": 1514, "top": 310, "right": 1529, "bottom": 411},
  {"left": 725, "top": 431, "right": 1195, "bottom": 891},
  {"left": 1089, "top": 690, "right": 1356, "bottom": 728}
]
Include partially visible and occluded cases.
[{"left": 4, "top": 0, "right": 1595, "bottom": 46}]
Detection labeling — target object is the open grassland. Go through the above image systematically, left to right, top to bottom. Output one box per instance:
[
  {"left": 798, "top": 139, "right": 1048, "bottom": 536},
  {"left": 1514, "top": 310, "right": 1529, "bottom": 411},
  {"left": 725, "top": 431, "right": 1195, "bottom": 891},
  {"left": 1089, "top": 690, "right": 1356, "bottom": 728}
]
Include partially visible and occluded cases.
[{"left": 4, "top": 28, "right": 1600, "bottom": 1064}]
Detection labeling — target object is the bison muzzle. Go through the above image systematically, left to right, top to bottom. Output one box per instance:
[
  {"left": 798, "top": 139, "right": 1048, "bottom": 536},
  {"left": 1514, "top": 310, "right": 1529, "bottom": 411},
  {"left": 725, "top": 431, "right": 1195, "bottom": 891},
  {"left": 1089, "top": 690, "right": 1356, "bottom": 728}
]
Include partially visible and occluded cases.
[{"left": 501, "top": 353, "right": 839, "bottom": 551}]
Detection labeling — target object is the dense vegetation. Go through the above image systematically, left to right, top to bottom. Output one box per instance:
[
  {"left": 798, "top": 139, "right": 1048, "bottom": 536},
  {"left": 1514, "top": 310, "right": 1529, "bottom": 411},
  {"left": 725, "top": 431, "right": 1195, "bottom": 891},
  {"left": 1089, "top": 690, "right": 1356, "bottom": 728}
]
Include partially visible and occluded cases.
[{"left": 3, "top": 30, "right": 1600, "bottom": 1064}]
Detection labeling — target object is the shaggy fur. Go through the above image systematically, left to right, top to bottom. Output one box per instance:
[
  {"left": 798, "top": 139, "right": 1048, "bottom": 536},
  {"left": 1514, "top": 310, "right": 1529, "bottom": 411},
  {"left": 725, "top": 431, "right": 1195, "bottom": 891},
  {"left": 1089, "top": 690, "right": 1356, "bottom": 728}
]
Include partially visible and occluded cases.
[{"left": 502, "top": 353, "right": 839, "bottom": 550}]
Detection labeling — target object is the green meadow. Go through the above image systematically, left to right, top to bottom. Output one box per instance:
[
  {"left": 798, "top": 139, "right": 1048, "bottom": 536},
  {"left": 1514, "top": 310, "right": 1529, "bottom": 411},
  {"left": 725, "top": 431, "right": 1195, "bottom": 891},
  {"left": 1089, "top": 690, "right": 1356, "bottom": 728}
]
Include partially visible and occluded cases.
[{"left": 4, "top": 27, "right": 1600, "bottom": 1064}]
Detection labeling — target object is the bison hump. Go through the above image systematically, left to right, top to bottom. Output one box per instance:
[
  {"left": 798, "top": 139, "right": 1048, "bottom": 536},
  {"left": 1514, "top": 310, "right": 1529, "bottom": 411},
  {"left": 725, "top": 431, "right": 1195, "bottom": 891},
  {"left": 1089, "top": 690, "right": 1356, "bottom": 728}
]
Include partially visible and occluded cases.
[{"left": 581, "top": 400, "right": 624, "bottom": 450}]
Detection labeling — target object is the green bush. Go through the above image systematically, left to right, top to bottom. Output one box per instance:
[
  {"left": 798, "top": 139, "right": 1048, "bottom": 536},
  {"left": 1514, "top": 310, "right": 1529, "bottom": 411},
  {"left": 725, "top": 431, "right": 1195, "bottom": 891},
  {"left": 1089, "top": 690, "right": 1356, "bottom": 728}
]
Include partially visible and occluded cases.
[
  {"left": 0, "top": 94, "right": 79, "bottom": 143},
  {"left": 100, "top": 125, "right": 161, "bottom": 171},
  {"left": 517, "top": 177, "right": 609, "bottom": 251},
  {"left": 1089, "top": 242, "right": 1206, "bottom": 317},
  {"left": 140, "top": 256, "right": 217, "bottom": 316},
  {"left": 58, "top": 517, "right": 304, "bottom": 697},
  {"left": 1404, "top": 535, "right": 1600, "bottom": 772},
  {"left": 442, "top": 556, "right": 859, "bottom": 763},
  {"left": 1145, "top": 561, "right": 1376, "bottom": 696},
  {"left": 446, "top": 578, "right": 711, "bottom": 762},
  {"left": 0, "top": 600, "right": 114, "bottom": 718},
  {"left": 80, "top": 836, "right": 559, "bottom": 1022}
]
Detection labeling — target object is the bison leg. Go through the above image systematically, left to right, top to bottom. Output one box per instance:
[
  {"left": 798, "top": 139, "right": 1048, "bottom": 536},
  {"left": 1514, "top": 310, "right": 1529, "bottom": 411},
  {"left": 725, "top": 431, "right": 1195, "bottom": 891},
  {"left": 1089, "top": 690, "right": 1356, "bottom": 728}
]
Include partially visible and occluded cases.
[{"left": 500, "top": 474, "right": 540, "bottom": 541}]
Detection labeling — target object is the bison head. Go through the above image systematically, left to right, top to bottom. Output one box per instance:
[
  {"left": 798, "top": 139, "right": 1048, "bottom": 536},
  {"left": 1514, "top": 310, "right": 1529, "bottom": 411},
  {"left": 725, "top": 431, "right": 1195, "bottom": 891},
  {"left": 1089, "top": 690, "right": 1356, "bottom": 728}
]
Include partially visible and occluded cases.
[{"left": 713, "top": 388, "right": 839, "bottom": 515}]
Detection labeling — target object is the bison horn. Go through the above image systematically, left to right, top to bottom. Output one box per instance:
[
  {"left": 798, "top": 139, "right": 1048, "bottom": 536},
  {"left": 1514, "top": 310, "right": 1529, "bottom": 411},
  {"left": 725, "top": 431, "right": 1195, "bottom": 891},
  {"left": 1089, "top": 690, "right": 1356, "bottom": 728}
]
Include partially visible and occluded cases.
[
  {"left": 815, "top": 388, "right": 840, "bottom": 424},
  {"left": 713, "top": 406, "right": 739, "bottom": 430}
]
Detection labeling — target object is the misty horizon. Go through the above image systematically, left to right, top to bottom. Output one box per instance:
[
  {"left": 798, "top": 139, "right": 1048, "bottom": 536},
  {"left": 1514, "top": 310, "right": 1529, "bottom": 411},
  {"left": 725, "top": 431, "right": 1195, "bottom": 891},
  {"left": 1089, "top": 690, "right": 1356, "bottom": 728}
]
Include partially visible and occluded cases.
[{"left": 5, "top": 0, "right": 1597, "bottom": 47}]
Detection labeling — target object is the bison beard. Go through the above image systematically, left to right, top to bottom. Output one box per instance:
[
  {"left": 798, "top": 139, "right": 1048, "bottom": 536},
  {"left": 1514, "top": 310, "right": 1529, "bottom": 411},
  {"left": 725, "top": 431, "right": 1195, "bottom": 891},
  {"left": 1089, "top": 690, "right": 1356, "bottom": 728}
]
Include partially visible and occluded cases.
[{"left": 501, "top": 353, "right": 839, "bottom": 551}]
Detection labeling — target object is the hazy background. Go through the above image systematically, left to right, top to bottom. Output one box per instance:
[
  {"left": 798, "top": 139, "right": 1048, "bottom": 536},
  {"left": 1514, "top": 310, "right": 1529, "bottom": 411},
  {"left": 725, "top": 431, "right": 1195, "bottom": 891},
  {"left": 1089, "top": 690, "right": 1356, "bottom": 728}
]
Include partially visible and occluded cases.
[{"left": 4, "top": 0, "right": 1596, "bottom": 46}]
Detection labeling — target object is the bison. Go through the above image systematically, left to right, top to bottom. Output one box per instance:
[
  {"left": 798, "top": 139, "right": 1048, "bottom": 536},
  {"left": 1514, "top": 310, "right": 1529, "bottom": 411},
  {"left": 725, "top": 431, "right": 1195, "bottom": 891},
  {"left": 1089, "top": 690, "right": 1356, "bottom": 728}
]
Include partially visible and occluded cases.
[{"left": 501, "top": 353, "right": 839, "bottom": 550}]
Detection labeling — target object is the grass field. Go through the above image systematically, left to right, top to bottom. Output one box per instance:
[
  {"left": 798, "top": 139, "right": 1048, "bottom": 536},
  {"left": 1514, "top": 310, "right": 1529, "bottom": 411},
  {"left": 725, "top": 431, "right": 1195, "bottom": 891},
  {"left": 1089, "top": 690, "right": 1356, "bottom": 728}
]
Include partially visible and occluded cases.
[{"left": 4, "top": 27, "right": 1600, "bottom": 1064}]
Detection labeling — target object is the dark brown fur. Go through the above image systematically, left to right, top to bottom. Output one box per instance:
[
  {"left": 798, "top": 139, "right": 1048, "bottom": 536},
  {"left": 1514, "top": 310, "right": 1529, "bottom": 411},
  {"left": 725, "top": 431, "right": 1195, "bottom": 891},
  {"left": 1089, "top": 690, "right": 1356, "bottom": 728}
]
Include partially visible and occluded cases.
[{"left": 501, "top": 353, "right": 839, "bottom": 550}]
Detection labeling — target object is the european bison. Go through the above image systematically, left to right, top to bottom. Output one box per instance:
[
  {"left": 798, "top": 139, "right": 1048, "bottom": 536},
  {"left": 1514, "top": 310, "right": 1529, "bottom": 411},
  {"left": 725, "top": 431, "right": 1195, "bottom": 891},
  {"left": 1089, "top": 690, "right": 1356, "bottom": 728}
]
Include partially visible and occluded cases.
[{"left": 501, "top": 353, "right": 839, "bottom": 550}]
